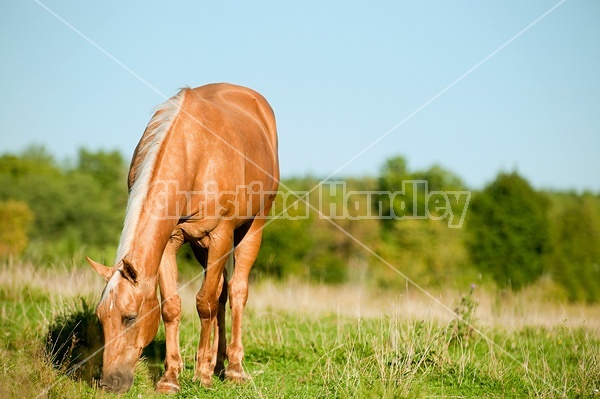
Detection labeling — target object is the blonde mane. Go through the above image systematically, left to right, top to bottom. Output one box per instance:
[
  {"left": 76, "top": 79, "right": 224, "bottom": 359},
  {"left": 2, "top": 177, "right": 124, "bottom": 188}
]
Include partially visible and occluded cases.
[{"left": 114, "top": 89, "right": 187, "bottom": 264}]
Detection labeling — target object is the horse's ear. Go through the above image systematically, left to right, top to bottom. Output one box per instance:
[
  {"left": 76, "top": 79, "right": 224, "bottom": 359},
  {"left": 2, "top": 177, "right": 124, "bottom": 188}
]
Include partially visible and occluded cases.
[
  {"left": 86, "top": 256, "right": 113, "bottom": 281},
  {"left": 120, "top": 258, "right": 138, "bottom": 285}
]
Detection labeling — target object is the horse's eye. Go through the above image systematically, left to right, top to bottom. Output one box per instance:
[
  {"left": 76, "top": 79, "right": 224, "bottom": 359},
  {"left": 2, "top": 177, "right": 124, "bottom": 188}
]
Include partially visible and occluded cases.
[{"left": 122, "top": 314, "right": 137, "bottom": 326}]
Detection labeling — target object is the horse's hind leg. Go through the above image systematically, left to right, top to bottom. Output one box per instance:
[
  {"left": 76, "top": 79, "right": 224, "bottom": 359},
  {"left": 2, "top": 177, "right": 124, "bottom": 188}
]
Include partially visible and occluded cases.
[
  {"left": 226, "top": 218, "right": 266, "bottom": 383},
  {"left": 156, "top": 230, "right": 185, "bottom": 394},
  {"left": 210, "top": 267, "right": 228, "bottom": 378}
]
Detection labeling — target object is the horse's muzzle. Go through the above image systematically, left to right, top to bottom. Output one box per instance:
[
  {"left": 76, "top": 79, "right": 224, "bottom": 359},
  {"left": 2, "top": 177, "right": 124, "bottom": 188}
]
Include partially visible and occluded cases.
[{"left": 100, "top": 370, "right": 134, "bottom": 393}]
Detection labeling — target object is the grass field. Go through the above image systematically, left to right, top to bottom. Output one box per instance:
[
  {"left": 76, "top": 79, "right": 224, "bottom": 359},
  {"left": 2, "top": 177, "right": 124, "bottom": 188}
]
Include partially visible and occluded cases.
[{"left": 1, "top": 260, "right": 599, "bottom": 398}]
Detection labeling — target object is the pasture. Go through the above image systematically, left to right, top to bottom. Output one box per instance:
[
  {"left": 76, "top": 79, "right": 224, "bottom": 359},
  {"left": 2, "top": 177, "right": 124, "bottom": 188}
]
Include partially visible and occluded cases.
[{"left": 1, "top": 260, "right": 599, "bottom": 398}]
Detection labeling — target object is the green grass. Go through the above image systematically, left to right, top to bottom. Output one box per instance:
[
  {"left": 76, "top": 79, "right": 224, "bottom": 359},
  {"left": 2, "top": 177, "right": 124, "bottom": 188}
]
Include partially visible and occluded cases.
[{"left": 1, "top": 262, "right": 599, "bottom": 398}]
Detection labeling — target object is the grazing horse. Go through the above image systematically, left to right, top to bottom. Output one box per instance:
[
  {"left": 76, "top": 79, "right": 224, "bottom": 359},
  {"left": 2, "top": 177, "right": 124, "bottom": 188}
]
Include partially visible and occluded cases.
[{"left": 86, "top": 83, "right": 279, "bottom": 393}]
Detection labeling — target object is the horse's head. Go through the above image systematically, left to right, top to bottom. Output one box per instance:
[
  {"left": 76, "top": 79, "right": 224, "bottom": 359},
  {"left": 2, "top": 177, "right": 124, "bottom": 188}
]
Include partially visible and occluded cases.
[{"left": 86, "top": 257, "right": 160, "bottom": 393}]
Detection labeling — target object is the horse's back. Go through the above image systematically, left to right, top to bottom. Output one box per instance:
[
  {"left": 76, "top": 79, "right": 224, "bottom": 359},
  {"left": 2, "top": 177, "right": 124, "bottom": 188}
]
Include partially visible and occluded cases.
[
  {"left": 129, "top": 83, "right": 278, "bottom": 192},
  {"left": 179, "top": 83, "right": 279, "bottom": 190},
  {"left": 185, "top": 83, "right": 277, "bottom": 155}
]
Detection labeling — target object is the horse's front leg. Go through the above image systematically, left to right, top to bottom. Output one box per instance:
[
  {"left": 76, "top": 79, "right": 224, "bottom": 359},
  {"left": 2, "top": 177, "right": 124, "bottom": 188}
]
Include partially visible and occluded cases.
[
  {"left": 193, "top": 226, "right": 233, "bottom": 387},
  {"left": 155, "top": 232, "right": 185, "bottom": 394}
]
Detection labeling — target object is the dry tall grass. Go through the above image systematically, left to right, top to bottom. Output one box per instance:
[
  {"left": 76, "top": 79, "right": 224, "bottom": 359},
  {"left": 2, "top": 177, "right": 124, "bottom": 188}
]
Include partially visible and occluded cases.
[
  {"left": 2, "top": 260, "right": 599, "bottom": 333},
  {"left": 249, "top": 279, "right": 600, "bottom": 331}
]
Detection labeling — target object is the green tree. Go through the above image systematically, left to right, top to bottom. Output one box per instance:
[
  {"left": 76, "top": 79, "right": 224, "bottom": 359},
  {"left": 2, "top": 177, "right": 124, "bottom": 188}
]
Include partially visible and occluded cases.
[
  {"left": 0, "top": 145, "right": 58, "bottom": 179},
  {"left": 0, "top": 146, "right": 127, "bottom": 258},
  {"left": 0, "top": 146, "right": 66, "bottom": 240},
  {"left": 77, "top": 148, "right": 126, "bottom": 192},
  {"left": 70, "top": 149, "right": 127, "bottom": 246},
  {"left": 375, "top": 156, "right": 473, "bottom": 288},
  {"left": 377, "top": 156, "right": 412, "bottom": 219},
  {"left": 416, "top": 164, "right": 465, "bottom": 192},
  {"left": 467, "top": 172, "right": 550, "bottom": 290},
  {"left": 255, "top": 177, "right": 380, "bottom": 284},
  {"left": 253, "top": 179, "right": 313, "bottom": 279},
  {"left": 548, "top": 193, "right": 600, "bottom": 302},
  {"left": 0, "top": 200, "right": 33, "bottom": 256}
]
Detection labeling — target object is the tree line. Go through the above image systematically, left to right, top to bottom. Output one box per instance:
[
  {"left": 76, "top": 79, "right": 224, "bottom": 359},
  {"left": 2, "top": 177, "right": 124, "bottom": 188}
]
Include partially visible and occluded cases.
[{"left": 1, "top": 146, "right": 598, "bottom": 302}]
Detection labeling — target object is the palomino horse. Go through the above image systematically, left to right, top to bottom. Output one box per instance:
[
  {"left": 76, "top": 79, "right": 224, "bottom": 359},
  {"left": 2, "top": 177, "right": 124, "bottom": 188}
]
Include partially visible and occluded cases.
[{"left": 86, "top": 83, "right": 279, "bottom": 393}]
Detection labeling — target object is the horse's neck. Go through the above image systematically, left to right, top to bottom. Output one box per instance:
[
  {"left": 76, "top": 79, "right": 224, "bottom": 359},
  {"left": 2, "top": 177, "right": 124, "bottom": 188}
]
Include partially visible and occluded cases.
[
  {"left": 118, "top": 177, "right": 183, "bottom": 279},
  {"left": 128, "top": 218, "right": 175, "bottom": 278}
]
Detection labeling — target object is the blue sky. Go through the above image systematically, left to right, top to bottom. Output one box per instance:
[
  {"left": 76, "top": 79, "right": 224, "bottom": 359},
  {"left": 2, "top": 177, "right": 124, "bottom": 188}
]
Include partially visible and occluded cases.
[{"left": 1, "top": 1, "right": 599, "bottom": 191}]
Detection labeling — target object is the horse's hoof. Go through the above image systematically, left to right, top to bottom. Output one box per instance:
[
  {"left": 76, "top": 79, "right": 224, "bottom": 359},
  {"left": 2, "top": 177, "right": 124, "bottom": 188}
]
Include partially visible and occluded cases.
[
  {"left": 214, "top": 363, "right": 226, "bottom": 380},
  {"left": 225, "top": 369, "right": 251, "bottom": 384},
  {"left": 192, "top": 373, "right": 214, "bottom": 388},
  {"left": 155, "top": 380, "right": 181, "bottom": 394}
]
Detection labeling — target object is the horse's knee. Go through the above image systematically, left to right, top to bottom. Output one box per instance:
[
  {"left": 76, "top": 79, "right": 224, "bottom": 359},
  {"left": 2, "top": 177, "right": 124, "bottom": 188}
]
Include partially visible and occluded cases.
[
  {"left": 228, "top": 278, "right": 248, "bottom": 306},
  {"left": 196, "top": 292, "right": 219, "bottom": 320},
  {"left": 161, "top": 294, "right": 181, "bottom": 323}
]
